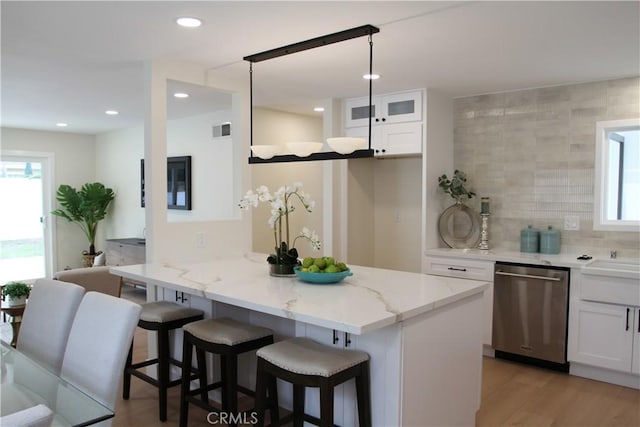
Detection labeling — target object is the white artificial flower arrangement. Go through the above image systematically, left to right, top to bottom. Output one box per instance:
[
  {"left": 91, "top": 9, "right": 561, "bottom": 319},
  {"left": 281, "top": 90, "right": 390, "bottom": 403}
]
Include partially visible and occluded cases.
[{"left": 239, "top": 182, "right": 321, "bottom": 266}]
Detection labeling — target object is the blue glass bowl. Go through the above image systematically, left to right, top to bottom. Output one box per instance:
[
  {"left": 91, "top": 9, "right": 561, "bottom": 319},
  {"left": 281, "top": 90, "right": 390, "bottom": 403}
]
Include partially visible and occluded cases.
[{"left": 293, "top": 266, "right": 353, "bottom": 284}]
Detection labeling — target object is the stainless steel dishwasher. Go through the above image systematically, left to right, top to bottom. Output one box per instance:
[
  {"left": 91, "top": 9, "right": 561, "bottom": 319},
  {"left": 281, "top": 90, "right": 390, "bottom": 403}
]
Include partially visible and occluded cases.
[{"left": 492, "top": 262, "right": 570, "bottom": 371}]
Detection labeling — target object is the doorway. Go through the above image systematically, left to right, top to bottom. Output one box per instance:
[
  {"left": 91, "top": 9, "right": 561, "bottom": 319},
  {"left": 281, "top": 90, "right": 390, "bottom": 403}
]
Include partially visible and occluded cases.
[{"left": 0, "top": 152, "right": 54, "bottom": 283}]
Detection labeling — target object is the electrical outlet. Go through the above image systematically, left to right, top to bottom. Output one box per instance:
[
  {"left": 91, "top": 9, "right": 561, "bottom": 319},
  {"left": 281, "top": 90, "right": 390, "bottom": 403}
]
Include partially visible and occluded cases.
[
  {"left": 564, "top": 215, "right": 580, "bottom": 231},
  {"left": 196, "top": 232, "right": 206, "bottom": 248}
]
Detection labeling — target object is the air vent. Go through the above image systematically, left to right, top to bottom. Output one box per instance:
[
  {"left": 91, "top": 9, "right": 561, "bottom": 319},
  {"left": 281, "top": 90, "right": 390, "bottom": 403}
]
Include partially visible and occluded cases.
[{"left": 213, "top": 123, "right": 231, "bottom": 138}]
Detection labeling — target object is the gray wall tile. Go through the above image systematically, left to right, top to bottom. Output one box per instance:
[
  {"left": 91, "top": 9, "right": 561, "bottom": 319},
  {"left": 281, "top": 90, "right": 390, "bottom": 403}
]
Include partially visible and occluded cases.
[{"left": 453, "top": 77, "right": 640, "bottom": 258}]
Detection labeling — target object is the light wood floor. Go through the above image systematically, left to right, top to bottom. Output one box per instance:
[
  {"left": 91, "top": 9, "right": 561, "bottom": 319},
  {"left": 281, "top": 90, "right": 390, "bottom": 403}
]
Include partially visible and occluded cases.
[
  {"left": 6, "top": 286, "right": 638, "bottom": 426},
  {"left": 112, "top": 330, "right": 640, "bottom": 426}
]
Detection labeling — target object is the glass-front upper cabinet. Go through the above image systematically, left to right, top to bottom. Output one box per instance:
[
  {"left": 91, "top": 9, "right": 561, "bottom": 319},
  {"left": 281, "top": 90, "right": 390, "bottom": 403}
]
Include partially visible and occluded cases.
[{"left": 345, "top": 90, "right": 422, "bottom": 128}]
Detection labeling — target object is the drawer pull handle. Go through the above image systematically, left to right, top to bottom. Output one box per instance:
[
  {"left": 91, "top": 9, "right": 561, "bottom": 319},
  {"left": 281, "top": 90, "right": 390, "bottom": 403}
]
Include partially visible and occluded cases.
[
  {"left": 447, "top": 267, "right": 467, "bottom": 272},
  {"left": 626, "top": 308, "right": 630, "bottom": 331},
  {"left": 638, "top": 309, "right": 640, "bottom": 333}
]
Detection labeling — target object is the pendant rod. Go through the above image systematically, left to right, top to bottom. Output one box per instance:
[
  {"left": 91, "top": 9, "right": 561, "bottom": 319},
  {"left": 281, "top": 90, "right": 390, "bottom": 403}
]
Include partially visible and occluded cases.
[
  {"left": 243, "top": 24, "right": 379, "bottom": 63},
  {"left": 368, "top": 35, "right": 373, "bottom": 151},
  {"left": 249, "top": 62, "right": 254, "bottom": 150}
]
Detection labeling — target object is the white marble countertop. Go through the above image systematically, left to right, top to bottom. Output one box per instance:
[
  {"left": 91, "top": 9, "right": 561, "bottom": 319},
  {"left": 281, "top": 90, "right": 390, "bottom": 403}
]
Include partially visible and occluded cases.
[
  {"left": 424, "top": 247, "right": 598, "bottom": 268},
  {"left": 111, "top": 253, "right": 488, "bottom": 335}
]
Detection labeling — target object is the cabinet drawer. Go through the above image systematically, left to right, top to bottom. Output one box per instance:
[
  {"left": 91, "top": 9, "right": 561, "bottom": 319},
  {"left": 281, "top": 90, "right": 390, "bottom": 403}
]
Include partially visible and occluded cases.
[
  {"left": 424, "top": 256, "right": 494, "bottom": 281},
  {"left": 582, "top": 274, "right": 640, "bottom": 306}
]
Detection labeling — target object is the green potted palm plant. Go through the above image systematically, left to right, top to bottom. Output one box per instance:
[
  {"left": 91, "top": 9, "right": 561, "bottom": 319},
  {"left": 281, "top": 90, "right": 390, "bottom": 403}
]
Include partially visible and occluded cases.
[
  {"left": 51, "top": 182, "right": 115, "bottom": 266},
  {"left": 2, "top": 281, "right": 31, "bottom": 306}
]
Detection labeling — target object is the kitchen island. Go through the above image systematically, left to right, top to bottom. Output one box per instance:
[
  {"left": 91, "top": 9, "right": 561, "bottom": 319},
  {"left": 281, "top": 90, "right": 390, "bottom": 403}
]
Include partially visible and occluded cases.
[{"left": 112, "top": 253, "right": 488, "bottom": 426}]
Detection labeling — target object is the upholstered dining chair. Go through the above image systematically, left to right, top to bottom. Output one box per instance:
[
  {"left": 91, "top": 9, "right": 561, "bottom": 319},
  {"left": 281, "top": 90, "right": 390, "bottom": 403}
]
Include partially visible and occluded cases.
[
  {"left": 53, "top": 266, "right": 122, "bottom": 298},
  {"left": 16, "top": 278, "right": 85, "bottom": 374},
  {"left": 59, "top": 292, "right": 141, "bottom": 419},
  {"left": 0, "top": 404, "right": 54, "bottom": 427}
]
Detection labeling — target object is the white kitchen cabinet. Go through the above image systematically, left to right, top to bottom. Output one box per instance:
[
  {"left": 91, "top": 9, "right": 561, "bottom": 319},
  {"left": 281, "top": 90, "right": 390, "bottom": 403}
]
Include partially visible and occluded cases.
[
  {"left": 344, "top": 90, "right": 423, "bottom": 157},
  {"left": 345, "top": 91, "right": 422, "bottom": 128},
  {"left": 346, "top": 122, "right": 422, "bottom": 157},
  {"left": 423, "top": 255, "right": 495, "bottom": 350},
  {"left": 568, "top": 269, "right": 640, "bottom": 388},
  {"left": 295, "top": 294, "right": 482, "bottom": 427},
  {"left": 568, "top": 300, "right": 636, "bottom": 372}
]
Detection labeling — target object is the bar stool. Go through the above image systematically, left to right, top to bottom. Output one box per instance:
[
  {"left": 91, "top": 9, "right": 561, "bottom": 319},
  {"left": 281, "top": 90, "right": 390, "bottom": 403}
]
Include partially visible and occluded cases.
[
  {"left": 123, "top": 301, "right": 204, "bottom": 421},
  {"left": 179, "top": 317, "right": 277, "bottom": 427},
  {"left": 254, "top": 337, "right": 372, "bottom": 427}
]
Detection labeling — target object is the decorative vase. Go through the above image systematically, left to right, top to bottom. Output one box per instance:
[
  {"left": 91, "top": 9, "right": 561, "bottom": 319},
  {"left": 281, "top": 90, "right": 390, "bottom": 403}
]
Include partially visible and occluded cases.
[
  {"left": 437, "top": 201, "right": 481, "bottom": 249},
  {"left": 269, "top": 263, "right": 298, "bottom": 277},
  {"left": 7, "top": 296, "right": 26, "bottom": 307}
]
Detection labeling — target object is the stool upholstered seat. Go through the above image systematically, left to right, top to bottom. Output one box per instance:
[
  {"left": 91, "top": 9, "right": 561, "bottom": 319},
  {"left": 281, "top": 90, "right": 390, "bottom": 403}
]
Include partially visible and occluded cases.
[
  {"left": 139, "top": 300, "right": 203, "bottom": 323},
  {"left": 123, "top": 301, "right": 204, "bottom": 422},
  {"left": 180, "top": 317, "right": 276, "bottom": 427},
  {"left": 184, "top": 317, "right": 273, "bottom": 346},
  {"left": 255, "top": 337, "right": 372, "bottom": 427},
  {"left": 256, "top": 337, "right": 369, "bottom": 377}
]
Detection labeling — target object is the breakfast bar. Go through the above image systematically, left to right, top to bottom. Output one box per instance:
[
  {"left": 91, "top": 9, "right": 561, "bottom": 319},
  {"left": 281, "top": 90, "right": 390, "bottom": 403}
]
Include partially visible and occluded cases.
[{"left": 112, "top": 253, "right": 488, "bottom": 426}]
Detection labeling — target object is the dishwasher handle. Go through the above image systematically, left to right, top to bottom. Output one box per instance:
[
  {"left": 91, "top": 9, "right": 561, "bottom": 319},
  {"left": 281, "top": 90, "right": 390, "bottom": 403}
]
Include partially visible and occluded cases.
[{"left": 495, "top": 270, "right": 562, "bottom": 282}]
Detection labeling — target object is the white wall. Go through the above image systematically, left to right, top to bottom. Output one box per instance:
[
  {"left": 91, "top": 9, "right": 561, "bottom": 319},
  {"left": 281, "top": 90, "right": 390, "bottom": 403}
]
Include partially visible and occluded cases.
[
  {"left": 250, "top": 108, "right": 324, "bottom": 259},
  {"left": 166, "top": 110, "right": 236, "bottom": 222},
  {"left": 95, "top": 126, "right": 145, "bottom": 241},
  {"left": 1, "top": 127, "right": 97, "bottom": 270}
]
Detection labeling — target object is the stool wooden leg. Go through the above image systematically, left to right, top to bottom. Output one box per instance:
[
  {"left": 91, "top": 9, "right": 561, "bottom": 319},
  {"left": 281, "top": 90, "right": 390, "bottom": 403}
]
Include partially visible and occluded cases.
[
  {"left": 157, "top": 328, "right": 170, "bottom": 422},
  {"left": 179, "top": 335, "right": 194, "bottom": 427},
  {"left": 122, "top": 342, "right": 133, "bottom": 400},
  {"left": 195, "top": 347, "right": 208, "bottom": 403},
  {"left": 220, "top": 354, "right": 229, "bottom": 414},
  {"left": 224, "top": 354, "right": 239, "bottom": 427},
  {"left": 254, "top": 358, "right": 268, "bottom": 427},
  {"left": 356, "top": 361, "right": 372, "bottom": 427},
  {"left": 267, "top": 374, "right": 279, "bottom": 427},
  {"left": 319, "top": 380, "right": 334, "bottom": 427},
  {"left": 292, "top": 384, "right": 305, "bottom": 427}
]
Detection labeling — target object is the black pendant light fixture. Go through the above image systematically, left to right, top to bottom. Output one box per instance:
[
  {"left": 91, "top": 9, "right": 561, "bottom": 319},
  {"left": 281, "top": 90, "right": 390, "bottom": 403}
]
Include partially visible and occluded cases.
[{"left": 243, "top": 24, "right": 380, "bottom": 164}]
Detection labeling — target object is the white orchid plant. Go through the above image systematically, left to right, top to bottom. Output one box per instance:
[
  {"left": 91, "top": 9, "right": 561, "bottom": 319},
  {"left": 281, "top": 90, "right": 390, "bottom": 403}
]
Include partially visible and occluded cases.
[{"left": 239, "top": 182, "right": 321, "bottom": 266}]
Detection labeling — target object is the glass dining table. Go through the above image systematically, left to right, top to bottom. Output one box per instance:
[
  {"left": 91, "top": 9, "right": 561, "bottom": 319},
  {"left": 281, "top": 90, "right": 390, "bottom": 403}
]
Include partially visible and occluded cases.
[{"left": 1, "top": 341, "right": 113, "bottom": 426}]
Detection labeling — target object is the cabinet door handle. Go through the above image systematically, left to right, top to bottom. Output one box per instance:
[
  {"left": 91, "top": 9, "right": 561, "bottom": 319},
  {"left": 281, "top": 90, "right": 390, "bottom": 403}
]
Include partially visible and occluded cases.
[
  {"left": 382, "top": 117, "right": 386, "bottom": 122},
  {"left": 375, "top": 118, "right": 380, "bottom": 122},
  {"left": 448, "top": 267, "right": 467, "bottom": 272},
  {"left": 175, "top": 291, "right": 187, "bottom": 303},
  {"left": 626, "top": 308, "right": 630, "bottom": 331},
  {"left": 638, "top": 309, "right": 639, "bottom": 333},
  {"left": 332, "top": 330, "right": 339, "bottom": 345},
  {"left": 344, "top": 332, "right": 351, "bottom": 348}
]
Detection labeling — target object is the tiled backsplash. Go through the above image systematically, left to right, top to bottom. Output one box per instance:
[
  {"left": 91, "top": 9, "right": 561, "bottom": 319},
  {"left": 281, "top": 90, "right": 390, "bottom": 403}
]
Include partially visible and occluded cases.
[{"left": 453, "top": 77, "right": 639, "bottom": 258}]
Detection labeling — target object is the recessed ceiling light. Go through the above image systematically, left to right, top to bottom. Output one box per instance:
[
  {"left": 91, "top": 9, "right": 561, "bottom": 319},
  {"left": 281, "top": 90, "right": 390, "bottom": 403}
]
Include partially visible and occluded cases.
[
  {"left": 176, "top": 17, "right": 202, "bottom": 28},
  {"left": 363, "top": 73, "right": 380, "bottom": 80},
  {"left": 173, "top": 92, "right": 190, "bottom": 98},
  {"left": 313, "top": 107, "right": 325, "bottom": 112},
  {"left": 105, "top": 110, "right": 119, "bottom": 115},
  {"left": 56, "top": 123, "right": 68, "bottom": 127}
]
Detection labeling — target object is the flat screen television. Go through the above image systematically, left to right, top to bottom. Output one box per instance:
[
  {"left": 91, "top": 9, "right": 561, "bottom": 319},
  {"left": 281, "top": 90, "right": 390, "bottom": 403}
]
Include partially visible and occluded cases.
[{"left": 140, "top": 156, "right": 192, "bottom": 210}]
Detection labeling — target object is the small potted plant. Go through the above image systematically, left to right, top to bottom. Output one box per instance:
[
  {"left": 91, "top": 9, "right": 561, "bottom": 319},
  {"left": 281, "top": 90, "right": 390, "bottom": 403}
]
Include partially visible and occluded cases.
[
  {"left": 438, "top": 169, "right": 476, "bottom": 204},
  {"left": 2, "top": 282, "right": 31, "bottom": 306}
]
